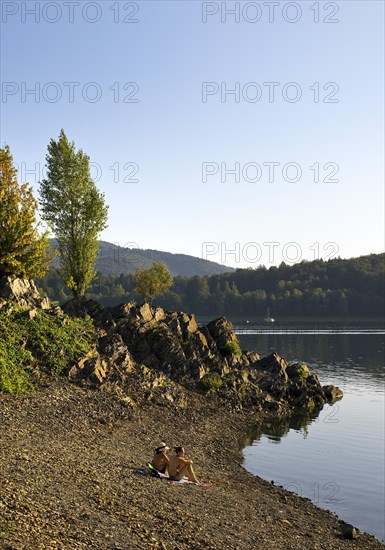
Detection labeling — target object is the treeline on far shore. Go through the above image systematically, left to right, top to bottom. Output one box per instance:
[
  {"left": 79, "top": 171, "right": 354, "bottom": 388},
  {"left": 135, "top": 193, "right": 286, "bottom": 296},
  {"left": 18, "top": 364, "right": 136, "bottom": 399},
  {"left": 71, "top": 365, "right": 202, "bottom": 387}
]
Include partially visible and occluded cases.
[{"left": 37, "top": 253, "right": 385, "bottom": 318}]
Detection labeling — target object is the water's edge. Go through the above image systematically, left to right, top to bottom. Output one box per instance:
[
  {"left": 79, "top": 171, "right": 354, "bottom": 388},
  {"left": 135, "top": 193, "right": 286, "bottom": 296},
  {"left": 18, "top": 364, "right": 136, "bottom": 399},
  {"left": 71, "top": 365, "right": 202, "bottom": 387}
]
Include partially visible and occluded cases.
[{"left": 237, "top": 325, "right": 385, "bottom": 542}]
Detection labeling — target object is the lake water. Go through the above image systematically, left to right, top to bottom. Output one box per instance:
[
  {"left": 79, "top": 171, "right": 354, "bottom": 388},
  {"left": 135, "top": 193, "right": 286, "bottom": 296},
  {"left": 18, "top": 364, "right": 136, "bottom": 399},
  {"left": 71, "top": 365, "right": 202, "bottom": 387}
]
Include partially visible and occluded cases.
[{"left": 234, "top": 321, "right": 385, "bottom": 543}]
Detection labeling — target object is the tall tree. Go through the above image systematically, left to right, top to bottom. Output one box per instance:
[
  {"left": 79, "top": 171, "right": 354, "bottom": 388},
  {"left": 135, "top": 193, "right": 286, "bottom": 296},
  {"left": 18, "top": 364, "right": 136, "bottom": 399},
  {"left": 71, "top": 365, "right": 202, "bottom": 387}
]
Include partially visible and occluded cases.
[
  {"left": 39, "top": 130, "right": 108, "bottom": 297},
  {"left": 0, "top": 145, "right": 50, "bottom": 278},
  {"left": 133, "top": 262, "right": 173, "bottom": 304}
]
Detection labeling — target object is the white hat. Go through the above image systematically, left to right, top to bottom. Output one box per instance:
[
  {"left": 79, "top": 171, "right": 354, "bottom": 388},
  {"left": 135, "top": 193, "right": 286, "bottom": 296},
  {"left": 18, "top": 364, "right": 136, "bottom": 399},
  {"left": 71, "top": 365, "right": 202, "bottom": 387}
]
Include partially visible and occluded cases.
[{"left": 155, "top": 442, "right": 169, "bottom": 452}]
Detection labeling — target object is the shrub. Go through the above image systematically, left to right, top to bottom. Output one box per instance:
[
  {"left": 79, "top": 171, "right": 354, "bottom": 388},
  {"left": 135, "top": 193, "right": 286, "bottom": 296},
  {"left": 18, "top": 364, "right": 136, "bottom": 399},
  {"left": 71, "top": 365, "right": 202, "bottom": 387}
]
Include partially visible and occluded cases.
[
  {"left": 222, "top": 339, "right": 242, "bottom": 357},
  {"left": 0, "top": 341, "right": 33, "bottom": 394},
  {"left": 297, "top": 364, "right": 309, "bottom": 384},
  {"left": 200, "top": 372, "right": 223, "bottom": 391}
]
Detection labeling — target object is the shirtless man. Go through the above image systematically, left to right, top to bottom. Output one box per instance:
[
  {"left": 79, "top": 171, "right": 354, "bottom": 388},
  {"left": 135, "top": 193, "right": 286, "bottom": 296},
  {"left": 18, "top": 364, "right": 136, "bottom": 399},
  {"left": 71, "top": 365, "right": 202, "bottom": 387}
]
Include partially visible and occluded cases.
[
  {"left": 151, "top": 443, "right": 170, "bottom": 474},
  {"left": 168, "top": 446, "right": 199, "bottom": 483}
]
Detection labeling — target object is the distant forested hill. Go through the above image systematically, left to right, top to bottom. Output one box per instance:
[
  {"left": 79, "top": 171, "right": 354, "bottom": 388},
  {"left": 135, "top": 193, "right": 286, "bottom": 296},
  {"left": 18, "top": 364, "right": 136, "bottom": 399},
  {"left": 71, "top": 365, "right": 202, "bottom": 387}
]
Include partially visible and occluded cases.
[
  {"left": 49, "top": 240, "right": 234, "bottom": 278},
  {"left": 38, "top": 250, "right": 384, "bottom": 318},
  {"left": 199, "top": 253, "right": 384, "bottom": 317}
]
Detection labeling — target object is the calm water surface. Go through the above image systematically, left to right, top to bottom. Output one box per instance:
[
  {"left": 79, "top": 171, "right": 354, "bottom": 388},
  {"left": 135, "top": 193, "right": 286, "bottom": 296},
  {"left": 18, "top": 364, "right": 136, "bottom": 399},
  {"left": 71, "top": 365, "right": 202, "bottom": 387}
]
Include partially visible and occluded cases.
[{"left": 234, "top": 321, "right": 385, "bottom": 542}]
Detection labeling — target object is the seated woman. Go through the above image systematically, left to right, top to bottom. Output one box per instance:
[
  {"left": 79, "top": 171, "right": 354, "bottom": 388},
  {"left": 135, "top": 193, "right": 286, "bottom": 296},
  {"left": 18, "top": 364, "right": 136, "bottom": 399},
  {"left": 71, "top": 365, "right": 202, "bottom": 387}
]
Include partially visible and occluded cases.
[
  {"left": 151, "top": 442, "right": 170, "bottom": 474},
  {"left": 168, "top": 446, "right": 199, "bottom": 483}
]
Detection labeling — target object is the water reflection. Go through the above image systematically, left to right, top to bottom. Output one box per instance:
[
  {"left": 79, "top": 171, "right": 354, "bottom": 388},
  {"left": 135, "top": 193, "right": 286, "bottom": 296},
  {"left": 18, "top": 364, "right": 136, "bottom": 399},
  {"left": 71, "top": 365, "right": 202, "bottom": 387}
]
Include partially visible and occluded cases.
[
  {"left": 239, "top": 321, "right": 385, "bottom": 542},
  {"left": 236, "top": 327, "right": 384, "bottom": 388},
  {"left": 242, "top": 408, "right": 324, "bottom": 447}
]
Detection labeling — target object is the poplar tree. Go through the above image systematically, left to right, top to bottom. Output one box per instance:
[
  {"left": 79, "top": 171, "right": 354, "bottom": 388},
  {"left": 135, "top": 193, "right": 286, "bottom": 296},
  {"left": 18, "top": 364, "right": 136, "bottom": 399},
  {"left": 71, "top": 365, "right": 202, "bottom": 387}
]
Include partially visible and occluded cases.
[
  {"left": 39, "top": 130, "right": 108, "bottom": 298},
  {"left": 0, "top": 145, "right": 50, "bottom": 278}
]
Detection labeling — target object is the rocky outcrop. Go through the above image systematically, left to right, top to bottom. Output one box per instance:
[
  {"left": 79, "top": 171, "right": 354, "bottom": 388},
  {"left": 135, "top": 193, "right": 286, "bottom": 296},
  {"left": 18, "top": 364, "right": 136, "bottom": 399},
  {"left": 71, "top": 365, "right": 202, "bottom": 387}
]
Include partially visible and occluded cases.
[
  {"left": 0, "top": 277, "right": 51, "bottom": 311},
  {"left": 2, "top": 277, "right": 342, "bottom": 415},
  {"left": 61, "top": 297, "right": 102, "bottom": 319},
  {"left": 61, "top": 298, "right": 343, "bottom": 415},
  {"left": 67, "top": 324, "right": 188, "bottom": 410},
  {"left": 323, "top": 384, "right": 344, "bottom": 401},
  {"left": 341, "top": 523, "right": 359, "bottom": 540}
]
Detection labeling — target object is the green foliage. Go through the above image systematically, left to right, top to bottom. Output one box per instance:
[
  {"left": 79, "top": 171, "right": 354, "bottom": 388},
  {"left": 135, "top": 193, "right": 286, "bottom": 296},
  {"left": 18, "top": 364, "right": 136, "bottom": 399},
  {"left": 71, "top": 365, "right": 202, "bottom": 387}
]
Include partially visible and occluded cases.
[
  {"left": 39, "top": 130, "right": 109, "bottom": 298},
  {"left": 0, "top": 145, "right": 52, "bottom": 278},
  {"left": 37, "top": 253, "right": 385, "bottom": 317},
  {"left": 132, "top": 262, "right": 173, "bottom": 303},
  {"left": 0, "top": 309, "right": 96, "bottom": 394},
  {"left": 20, "top": 311, "right": 95, "bottom": 374},
  {"left": 0, "top": 334, "right": 33, "bottom": 394},
  {"left": 222, "top": 339, "right": 242, "bottom": 357},
  {"left": 0, "top": 360, "right": 32, "bottom": 395},
  {"left": 297, "top": 364, "right": 308, "bottom": 384},
  {"left": 200, "top": 372, "right": 223, "bottom": 391},
  {"left": 237, "top": 385, "right": 247, "bottom": 400},
  {"left": 307, "top": 398, "right": 316, "bottom": 411}
]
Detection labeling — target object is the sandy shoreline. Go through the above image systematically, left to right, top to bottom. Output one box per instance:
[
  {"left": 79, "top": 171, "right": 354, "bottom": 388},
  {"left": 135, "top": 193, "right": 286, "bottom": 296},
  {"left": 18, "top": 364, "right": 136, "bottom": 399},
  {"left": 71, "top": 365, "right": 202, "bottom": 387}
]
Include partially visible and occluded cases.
[{"left": 1, "top": 377, "right": 383, "bottom": 549}]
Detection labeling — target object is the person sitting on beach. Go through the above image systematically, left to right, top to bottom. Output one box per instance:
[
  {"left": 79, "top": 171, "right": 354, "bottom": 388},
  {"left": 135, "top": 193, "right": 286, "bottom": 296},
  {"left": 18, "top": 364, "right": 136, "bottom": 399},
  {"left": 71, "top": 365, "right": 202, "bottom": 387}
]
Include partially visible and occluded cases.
[
  {"left": 151, "top": 442, "right": 170, "bottom": 474},
  {"left": 168, "top": 446, "right": 199, "bottom": 483}
]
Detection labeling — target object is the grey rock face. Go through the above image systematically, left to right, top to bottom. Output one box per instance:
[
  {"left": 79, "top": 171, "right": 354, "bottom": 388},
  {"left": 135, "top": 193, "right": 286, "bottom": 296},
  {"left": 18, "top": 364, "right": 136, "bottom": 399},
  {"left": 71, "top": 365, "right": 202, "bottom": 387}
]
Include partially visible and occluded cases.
[
  {"left": 0, "top": 276, "right": 51, "bottom": 311},
  {"left": 2, "top": 278, "right": 342, "bottom": 416},
  {"left": 73, "top": 302, "right": 342, "bottom": 414}
]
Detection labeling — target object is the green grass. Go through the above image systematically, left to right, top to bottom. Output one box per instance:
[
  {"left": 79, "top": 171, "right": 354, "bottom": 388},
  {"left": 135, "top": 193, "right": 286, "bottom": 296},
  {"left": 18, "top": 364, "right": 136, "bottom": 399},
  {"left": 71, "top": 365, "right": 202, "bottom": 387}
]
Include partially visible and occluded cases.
[
  {"left": 0, "top": 308, "right": 96, "bottom": 394},
  {"left": 22, "top": 311, "right": 95, "bottom": 374},
  {"left": 0, "top": 342, "right": 33, "bottom": 394}
]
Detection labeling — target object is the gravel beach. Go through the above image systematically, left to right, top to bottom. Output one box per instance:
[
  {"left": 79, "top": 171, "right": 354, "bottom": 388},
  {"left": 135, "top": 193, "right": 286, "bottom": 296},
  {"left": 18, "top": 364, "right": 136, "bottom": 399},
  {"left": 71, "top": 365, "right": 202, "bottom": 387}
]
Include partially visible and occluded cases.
[{"left": 1, "top": 377, "right": 383, "bottom": 549}]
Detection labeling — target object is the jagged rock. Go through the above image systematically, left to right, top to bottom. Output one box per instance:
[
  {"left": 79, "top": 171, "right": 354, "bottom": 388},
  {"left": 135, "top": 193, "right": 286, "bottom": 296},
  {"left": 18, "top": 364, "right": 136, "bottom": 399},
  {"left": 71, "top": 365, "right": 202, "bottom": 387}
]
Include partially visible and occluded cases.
[
  {"left": 0, "top": 277, "right": 50, "bottom": 310},
  {"left": 0, "top": 279, "right": 343, "bottom": 415},
  {"left": 61, "top": 297, "right": 103, "bottom": 319},
  {"left": 110, "top": 302, "right": 136, "bottom": 318},
  {"left": 86, "top": 303, "right": 342, "bottom": 413},
  {"left": 138, "top": 303, "right": 153, "bottom": 322},
  {"left": 153, "top": 307, "right": 166, "bottom": 322},
  {"left": 164, "top": 313, "right": 183, "bottom": 338},
  {"left": 179, "top": 313, "right": 199, "bottom": 335},
  {"left": 206, "top": 317, "right": 238, "bottom": 353},
  {"left": 97, "top": 326, "right": 188, "bottom": 409},
  {"left": 67, "top": 327, "right": 188, "bottom": 410},
  {"left": 98, "top": 333, "right": 136, "bottom": 371},
  {"left": 243, "top": 351, "right": 261, "bottom": 365},
  {"left": 69, "top": 352, "right": 107, "bottom": 384},
  {"left": 255, "top": 353, "right": 288, "bottom": 376},
  {"left": 257, "top": 355, "right": 289, "bottom": 399},
  {"left": 286, "top": 363, "right": 310, "bottom": 380},
  {"left": 323, "top": 384, "right": 343, "bottom": 402},
  {"left": 341, "top": 523, "right": 358, "bottom": 539}
]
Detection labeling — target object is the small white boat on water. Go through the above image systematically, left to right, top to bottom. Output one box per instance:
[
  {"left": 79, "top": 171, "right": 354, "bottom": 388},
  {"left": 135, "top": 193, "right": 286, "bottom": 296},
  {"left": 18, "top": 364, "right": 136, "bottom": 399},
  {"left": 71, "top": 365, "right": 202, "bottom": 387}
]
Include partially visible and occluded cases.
[{"left": 264, "top": 307, "right": 275, "bottom": 323}]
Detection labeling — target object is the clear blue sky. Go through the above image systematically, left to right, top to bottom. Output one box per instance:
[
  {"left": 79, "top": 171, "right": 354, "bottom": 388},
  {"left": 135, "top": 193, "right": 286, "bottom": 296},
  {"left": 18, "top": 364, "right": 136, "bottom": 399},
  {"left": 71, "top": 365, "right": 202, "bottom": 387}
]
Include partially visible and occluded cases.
[{"left": 1, "top": 0, "right": 384, "bottom": 268}]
